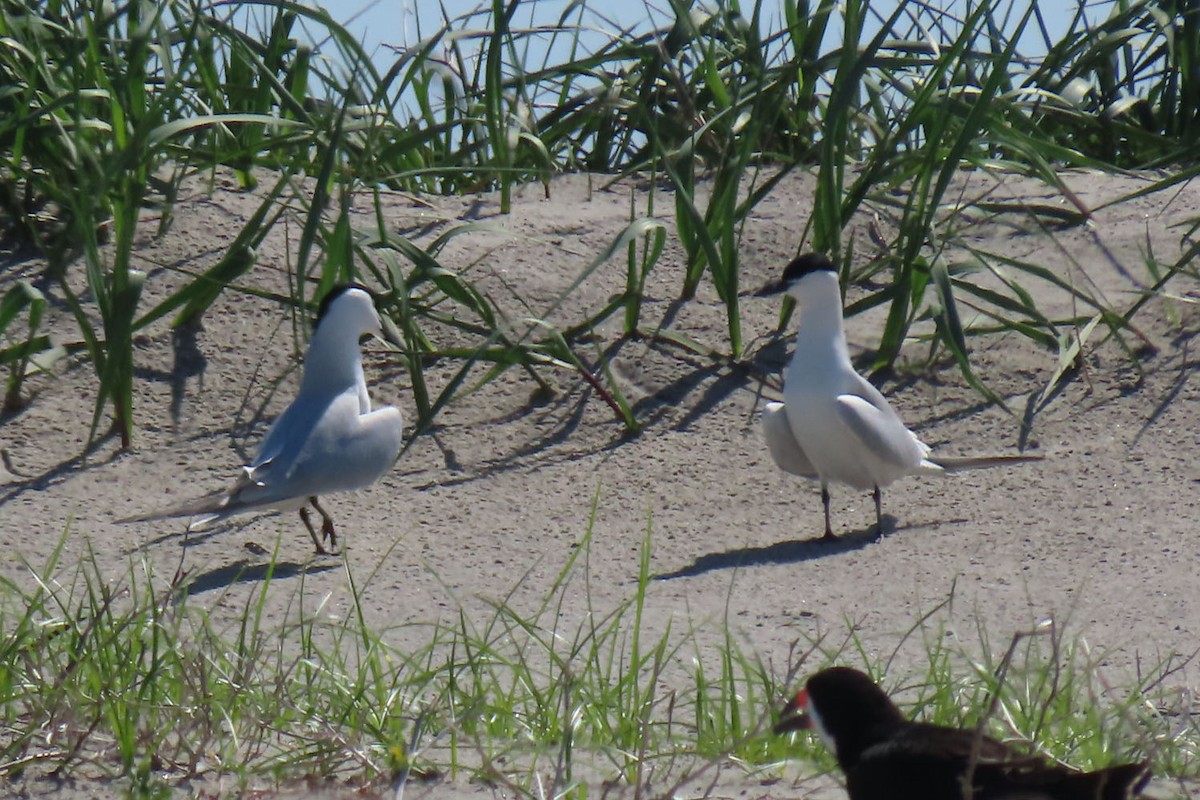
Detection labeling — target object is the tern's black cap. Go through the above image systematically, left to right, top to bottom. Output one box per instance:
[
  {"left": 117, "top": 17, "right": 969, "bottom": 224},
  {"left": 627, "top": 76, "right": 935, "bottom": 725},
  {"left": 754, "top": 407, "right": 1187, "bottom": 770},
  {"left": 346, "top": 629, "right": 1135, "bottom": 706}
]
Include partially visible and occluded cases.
[
  {"left": 782, "top": 252, "right": 835, "bottom": 281},
  {"left": 756, "top": 253, "right": 836, "bottom": 296},
  {"left": 315, "top": 283, "right": 373, "bottom": 327}
]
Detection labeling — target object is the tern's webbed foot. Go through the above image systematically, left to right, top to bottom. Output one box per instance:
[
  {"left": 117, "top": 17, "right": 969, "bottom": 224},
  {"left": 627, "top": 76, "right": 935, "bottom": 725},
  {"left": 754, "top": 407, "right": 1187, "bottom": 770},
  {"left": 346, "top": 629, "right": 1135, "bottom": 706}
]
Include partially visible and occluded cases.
[
  {"left": 309, "top": 496, "right": 340, "bottom": 554},
  {"left": 321, "top": 519, "right": 338, "bottom": 549}
]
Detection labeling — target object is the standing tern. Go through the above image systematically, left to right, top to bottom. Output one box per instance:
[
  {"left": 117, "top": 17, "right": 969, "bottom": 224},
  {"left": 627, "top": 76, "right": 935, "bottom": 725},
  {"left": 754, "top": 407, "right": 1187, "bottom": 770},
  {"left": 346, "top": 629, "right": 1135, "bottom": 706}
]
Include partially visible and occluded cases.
[
  {"left": 757, "top": 253, "right": 1039, "bottom": 539},
  {"left": 122, "top": 285, "right": 404, "bottom": 554},
  {"left": 774, "top": 666, "right": 1151, "bottom": 800}
]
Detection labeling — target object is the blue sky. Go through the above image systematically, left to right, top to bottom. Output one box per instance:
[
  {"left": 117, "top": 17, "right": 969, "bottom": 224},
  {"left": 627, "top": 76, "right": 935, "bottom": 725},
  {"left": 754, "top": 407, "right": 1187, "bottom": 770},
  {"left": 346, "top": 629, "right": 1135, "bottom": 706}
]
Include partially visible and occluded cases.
[
  {"left": 275, "top": 0, "right": 1117, "bottom": 119},
  {"left": 309, "top": 0, "right": 1108, "bottom": 64},
  {"left": 313, "top": 0, "right": 689, "bottom": 58}
]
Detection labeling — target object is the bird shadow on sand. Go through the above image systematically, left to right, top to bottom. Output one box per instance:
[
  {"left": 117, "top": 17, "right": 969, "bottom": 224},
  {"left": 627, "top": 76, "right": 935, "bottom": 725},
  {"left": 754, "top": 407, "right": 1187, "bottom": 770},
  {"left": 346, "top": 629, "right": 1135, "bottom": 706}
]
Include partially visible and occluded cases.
[
  {"left": 653, "top": 518, "right": 894, "bottom": 580},
  {"left": 182, "top": 558, "right": 339, "bottom": 596}
]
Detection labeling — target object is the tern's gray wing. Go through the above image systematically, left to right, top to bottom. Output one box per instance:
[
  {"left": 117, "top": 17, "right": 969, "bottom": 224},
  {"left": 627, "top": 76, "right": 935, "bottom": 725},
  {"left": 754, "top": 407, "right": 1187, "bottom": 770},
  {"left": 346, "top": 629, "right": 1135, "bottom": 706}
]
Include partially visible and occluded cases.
[
  {"left": 244, "top": 374, "right": 374, "bottom": 483},
  {"left": 119, "top": 389, "right": 393, "bottom": 528},
  {"left": 249, "top": 389, "right": 327, "bottom": 475},
  {"left": 192, "top": 391, "right": 344, "bottom": 520},
  {"left": 833, "top": 394, "right": 932, "bottom": 473},
  {"left": 270, "top": 397, "right": 403, "bottom": 500},
  {"left": 761, "top": 402, "right": 818, "bottom": 478}
]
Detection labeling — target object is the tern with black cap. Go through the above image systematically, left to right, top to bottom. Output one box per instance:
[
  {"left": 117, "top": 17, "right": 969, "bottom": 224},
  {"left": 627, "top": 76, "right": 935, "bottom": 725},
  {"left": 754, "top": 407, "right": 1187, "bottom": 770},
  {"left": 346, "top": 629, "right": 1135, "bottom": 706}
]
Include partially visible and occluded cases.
[
  {"left": 757, "top": 253, "right": 1040, "bottom": 539},
  {"left": 121, "top": 285, "right": 404, "bottom": 555}
]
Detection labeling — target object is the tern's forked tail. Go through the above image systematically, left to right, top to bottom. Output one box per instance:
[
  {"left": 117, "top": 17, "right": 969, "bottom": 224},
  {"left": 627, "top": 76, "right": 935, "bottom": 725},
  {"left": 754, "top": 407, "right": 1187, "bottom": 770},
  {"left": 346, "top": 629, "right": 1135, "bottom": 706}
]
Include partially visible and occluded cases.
[
  {"left": 927, "top": 453, "right": 1043, "bottom": 472},
  {"left": 115, "top": 487, "right": 236, "bottom": 526}
]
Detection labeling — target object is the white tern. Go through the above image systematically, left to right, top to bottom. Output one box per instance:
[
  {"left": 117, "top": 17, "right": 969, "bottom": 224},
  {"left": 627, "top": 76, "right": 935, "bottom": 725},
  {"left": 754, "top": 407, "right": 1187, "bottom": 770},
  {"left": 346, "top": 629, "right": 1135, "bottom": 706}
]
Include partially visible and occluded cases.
[
  {"left": 757, "top": 253, "right": 1039, "bottom": 539},
  {"left": 121, "top": 285, "right": 404, "bottom": 554}
]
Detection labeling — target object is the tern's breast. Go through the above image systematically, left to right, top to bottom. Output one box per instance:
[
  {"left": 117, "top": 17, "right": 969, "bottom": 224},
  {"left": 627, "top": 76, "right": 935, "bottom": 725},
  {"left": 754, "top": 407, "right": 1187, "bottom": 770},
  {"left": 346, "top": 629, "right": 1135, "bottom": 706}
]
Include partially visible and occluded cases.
[{"left": 783, "top": 353, "right": 911, "bottom": 490}]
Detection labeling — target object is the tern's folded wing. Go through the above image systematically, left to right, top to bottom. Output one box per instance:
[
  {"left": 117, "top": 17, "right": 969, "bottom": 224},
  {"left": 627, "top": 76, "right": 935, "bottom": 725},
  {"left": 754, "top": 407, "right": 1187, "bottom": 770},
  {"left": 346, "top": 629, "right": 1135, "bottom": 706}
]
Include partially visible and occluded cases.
[
  {"left": 834, "top": 394, "right": 927, "bottom": 472},
  {"left": 281, "top": 402, "right": 403, "bottom": 496},
  {"left": 761, "top": 402, "right": 818, "bottom": 478}
]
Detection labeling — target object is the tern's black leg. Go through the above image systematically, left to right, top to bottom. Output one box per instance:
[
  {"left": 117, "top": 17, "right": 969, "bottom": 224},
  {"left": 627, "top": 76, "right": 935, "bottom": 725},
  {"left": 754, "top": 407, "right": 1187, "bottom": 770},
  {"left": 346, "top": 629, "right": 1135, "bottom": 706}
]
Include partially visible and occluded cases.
[
  {"left": 821, "top": 483, "right": 837, "bottom": 540},
  {"left": 873, "top": 486, "right": 883, "bottom": 536},
  {"left": 309, "top": 496, "right": 339, "bottom": 552},
  {"left": 298, "top": 506, "right": 330, "bottom": 555}
]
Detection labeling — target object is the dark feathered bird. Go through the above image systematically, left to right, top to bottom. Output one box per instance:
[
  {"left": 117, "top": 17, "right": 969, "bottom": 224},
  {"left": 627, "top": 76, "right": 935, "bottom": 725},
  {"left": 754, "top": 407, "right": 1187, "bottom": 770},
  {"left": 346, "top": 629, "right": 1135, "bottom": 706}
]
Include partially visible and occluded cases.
[{"left": 774, "top": 666, "right": 1150, "bottom": 800}]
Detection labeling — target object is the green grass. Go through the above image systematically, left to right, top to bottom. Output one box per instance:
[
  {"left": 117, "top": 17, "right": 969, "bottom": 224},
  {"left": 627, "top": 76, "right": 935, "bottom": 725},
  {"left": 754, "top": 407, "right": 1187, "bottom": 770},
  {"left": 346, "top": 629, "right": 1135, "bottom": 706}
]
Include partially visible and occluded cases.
[
  {"left": 1, "top": 0, "right": 1198, "bottom": 444},
  {"left": 0, "top": 522, "right": 1194, "bottom": 797},
  {"left": 785, "top": 599, "right": 1198, "bottom": 782}
]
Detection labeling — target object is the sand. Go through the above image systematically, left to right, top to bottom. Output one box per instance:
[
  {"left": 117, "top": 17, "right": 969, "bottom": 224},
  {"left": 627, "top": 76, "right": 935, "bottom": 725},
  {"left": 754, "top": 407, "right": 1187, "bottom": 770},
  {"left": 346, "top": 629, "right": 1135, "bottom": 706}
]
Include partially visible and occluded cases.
[{"left": 1, "top": 167, "right": 1197, "bottom": 797}]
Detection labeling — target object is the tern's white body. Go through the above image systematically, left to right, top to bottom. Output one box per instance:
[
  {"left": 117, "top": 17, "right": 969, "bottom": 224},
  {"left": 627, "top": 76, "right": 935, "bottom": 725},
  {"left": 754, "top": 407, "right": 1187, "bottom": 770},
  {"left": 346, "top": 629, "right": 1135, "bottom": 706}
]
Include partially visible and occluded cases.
[
  {"left": 760, "top": 255, "right": 1039, "bottom": 538},
  {"left": 778, "top": 270, "right": 938, "bottom": 491},
  {"left": 124, "top": 287, "right": 403, "bottom": 552},
  {"left": 225, "top": 288, "right": 402, "bottom": 514}
]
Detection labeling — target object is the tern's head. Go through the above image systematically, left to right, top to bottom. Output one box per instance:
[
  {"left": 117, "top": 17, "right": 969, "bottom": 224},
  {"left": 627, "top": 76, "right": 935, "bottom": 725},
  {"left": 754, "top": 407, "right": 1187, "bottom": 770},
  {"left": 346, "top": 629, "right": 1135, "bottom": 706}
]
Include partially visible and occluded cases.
[
  {"left": 756, "top": 253, "right": 838, "bottom": 301},
  {"left": 315, "top": 284, "right": 383, "bottom": 342}
]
